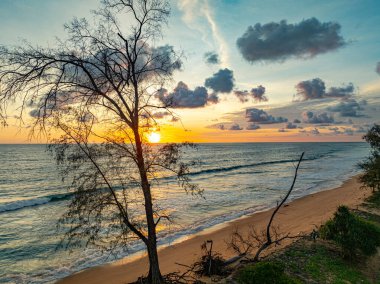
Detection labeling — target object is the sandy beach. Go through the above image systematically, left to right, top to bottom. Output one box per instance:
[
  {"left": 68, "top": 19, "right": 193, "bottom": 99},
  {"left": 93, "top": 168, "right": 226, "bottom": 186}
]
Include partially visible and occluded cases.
[{"left": 57, "top": 175, "right": 369, "bottom": 284}]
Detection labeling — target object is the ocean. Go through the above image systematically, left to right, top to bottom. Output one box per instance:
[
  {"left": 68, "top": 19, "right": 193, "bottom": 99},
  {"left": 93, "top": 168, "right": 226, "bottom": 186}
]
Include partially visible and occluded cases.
[{"left": 0, "top": 143, "right": 370, "bottom": 283}]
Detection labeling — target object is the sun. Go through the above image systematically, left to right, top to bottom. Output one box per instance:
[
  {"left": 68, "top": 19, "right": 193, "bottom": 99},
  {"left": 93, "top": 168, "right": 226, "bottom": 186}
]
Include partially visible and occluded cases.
[{"left": 147, "top": 132, "right": 161, "bottom": 143}]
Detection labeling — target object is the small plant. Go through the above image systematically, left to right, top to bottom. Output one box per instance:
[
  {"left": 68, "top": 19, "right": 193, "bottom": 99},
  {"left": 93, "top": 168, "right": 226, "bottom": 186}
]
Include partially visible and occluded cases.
[
  {"left": 320, "top": 206, "right": 380, "bottom": 259},
  {"left": 236, "top": 262, "right": 300, "bottom": 284}
]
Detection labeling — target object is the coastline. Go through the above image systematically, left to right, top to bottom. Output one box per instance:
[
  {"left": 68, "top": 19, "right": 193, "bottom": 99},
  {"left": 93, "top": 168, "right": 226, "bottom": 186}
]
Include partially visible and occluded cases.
[{"left": 57, "top": 175, "right": 370, "bottom": 284}]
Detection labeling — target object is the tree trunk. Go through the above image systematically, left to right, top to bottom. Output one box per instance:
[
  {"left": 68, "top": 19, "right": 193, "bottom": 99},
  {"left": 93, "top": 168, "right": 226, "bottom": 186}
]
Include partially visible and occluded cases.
[
  {"left": 134, "top": 129, "right": 163, "bottom": 283},
  {"left": 147, "top": 238, "right": 163, "bottom": 283}
]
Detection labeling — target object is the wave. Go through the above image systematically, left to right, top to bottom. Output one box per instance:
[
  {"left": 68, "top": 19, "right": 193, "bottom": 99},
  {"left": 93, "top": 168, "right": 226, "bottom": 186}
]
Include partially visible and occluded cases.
[
  {"left": 0, "top": 155, "right": 323, "bottom": 214},
  {"left": 188, "top": 157, "right": 315, "bottom": 176},
  {"left": 0, "top": 193, "right": 73, "bottom": 213}
]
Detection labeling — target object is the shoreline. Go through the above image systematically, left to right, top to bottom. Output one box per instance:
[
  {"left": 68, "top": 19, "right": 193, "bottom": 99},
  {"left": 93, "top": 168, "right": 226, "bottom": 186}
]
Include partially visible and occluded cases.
[{"left": 57, "top": 175, "right": 370, "bottom": 284}]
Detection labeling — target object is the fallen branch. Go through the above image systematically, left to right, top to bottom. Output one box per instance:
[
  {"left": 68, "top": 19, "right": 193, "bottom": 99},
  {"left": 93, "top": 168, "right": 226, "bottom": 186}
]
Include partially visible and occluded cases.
[{"left": 227, "top": 152, "right": 305, "bottom": 263}]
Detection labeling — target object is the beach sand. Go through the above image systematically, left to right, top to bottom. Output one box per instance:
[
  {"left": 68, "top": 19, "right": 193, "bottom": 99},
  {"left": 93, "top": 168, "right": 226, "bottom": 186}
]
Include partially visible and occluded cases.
[{"left": 57, "top": 175, "right": 369, "bottom": 284}]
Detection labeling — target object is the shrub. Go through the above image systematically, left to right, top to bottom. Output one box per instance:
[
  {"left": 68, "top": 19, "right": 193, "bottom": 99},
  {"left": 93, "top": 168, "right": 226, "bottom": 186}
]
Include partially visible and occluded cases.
[
  {"left": 359, "top": 124, "right": 380, "bottom": 192},
  {"left": 320, "top": 206, "right": 380, "bottom": 258},
  {"left": 236, "top": 262, "right": 300, "bottom": 284}
]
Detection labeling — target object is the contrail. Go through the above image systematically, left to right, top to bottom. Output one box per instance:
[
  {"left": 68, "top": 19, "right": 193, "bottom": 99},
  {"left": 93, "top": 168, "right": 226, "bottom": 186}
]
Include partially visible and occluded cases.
[{"left": 177, "top": 0, "right": 230, "bottom": 67}]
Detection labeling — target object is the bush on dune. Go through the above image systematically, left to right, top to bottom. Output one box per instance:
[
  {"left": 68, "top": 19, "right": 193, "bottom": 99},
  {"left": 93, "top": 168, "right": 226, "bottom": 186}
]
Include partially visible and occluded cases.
[
  {"left": 359, "top": 124, "right": 380, "bottom": 192},
  {"left": 320, "top": 206, "right": 380, "bottom": 259}
]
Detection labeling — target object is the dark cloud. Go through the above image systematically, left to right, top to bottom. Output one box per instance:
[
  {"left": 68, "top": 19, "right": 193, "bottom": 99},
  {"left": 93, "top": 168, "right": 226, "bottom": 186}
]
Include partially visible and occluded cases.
[
  {"left": 236, "top": 18, "right": 346, "bottom": 63},
  {"left": 135, "top": 45, "right": 182, "bottom": 81},
  {"left": 150, "top": 45, "right": 182, "bottom": 73},
  {"left": 204, "top": 52, "right": 220, "bottom": 65},
  {"left": 376, "top": 62, "right": 380, "bottom": 75},
  {"left": 204, "top": 68, "right": 235, "bottom": 93},
  {"left": 295, "top": 78, "right": 354, "bottom": 101},
  {"left": 295, "top": 78, "right": 325, "bottom": 100},
  {"left": 156, "top": 81, "right": 216, "bottom": 108},
  {"left": 326, "top": 83, "right": 354, "bottom": 98},
  {"left": 234, "top": 85, "right": 268, "bottom": 103},
  {"left": 251, "top": 85, "right": 268, "bottom": 102},
  {"left": 234, "top": 90, "right": 250, "bottom": 103},
  {"left": 28, "top": 91, "right": 81, "bottom": 118},
  {"left": 207, "top": 93, "right": 220, "bottom": 104},
  {"left": 327, "top": 99, "right": 366, "bottom": 117},
  {"left": 246, "top": 108, "right": 288, "bottom": 124},
  {"left": 151, "top": 111, "right": 170, "bottom": 119},
  {"left": 301, "top": 111, "right": 334, "bottom": 124},
  {"left": 293, "top": 119, "right": 301, "bottom": 123},
  {"left": 285, "top": 122, "right": 297, "bottom": 129},
  {"left": 246, "top": 123, "right": 260, "bottom": 130},
  {"left": 229, "top": 124, "right": 243, "bottom": 130},
  {"left": 311, "top": 128, "right": 320, "bottom": 135}
]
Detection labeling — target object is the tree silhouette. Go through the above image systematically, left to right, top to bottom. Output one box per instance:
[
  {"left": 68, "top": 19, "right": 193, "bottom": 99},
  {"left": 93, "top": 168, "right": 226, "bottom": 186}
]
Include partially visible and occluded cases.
[{"left": 0, "top": 1, "right": 199, "bottom": 283}]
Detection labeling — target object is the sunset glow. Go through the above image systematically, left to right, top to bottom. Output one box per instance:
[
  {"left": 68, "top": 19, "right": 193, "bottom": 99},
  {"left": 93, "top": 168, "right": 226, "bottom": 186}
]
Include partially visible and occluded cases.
[{"left": 147, "top": 132, "right": 161, "bottom": 143}]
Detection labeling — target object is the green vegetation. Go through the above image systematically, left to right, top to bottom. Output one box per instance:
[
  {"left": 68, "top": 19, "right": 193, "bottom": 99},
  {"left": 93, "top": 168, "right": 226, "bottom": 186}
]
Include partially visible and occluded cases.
[
  {"left": 359, "top": 124, "right": 380, "bottom": 192},
  {"left": 366, "top": 190, "right": 380, "bottom": 209},
  {"left": 234, "top": 205, "right": 380, "bottom": 284},
  {"left": 320, "top": 206, "right": 380, "bottom": 258},
  {"left": 234, "top": 240, "right": 376, "bottom": 284},
  {"left": 236, "top": 262, "right": 300, "bottom": 284}
]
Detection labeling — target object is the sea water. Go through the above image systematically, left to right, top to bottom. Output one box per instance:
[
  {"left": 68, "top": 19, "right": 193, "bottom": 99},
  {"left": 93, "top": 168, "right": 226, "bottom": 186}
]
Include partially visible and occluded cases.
[{"left": 0, "top": 143, "right": 370, "bottom": 283}]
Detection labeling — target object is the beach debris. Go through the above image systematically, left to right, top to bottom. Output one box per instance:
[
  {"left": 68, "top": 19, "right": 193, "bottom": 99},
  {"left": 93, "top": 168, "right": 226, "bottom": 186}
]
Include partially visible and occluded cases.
[{"left": 227, "top": 152, "right": 307, "bottom": 262}]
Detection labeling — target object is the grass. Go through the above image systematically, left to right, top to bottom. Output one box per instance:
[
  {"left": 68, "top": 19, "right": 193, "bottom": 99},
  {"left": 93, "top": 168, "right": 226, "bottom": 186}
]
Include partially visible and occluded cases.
[
  {"left": 234, "top": 206, "right": 380, "bottom": 284},
  {"left": 278, "top": 241, "right": 371, "bottom": 284},
  {"left": 236, "top": 261, "right": 301, "bottom": 284}
]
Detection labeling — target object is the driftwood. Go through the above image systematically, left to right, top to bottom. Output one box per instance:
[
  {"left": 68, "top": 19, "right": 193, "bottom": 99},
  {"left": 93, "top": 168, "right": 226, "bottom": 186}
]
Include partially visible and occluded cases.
[
  {"left": 228, "top": 152, "right": 305, "bottom": 262},
  {"left": 155, "top": 153, "right": 306, "bottom": 282}
]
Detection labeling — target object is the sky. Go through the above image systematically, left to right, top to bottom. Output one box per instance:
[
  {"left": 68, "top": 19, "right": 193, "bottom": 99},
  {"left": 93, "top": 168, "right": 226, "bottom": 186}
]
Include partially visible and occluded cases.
[{"left": 0, "top": 0, "right": 379, "bottom": 143}]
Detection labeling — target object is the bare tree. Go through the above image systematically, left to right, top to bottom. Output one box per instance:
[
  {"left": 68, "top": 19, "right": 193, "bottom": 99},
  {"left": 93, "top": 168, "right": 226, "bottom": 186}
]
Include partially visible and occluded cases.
[
  {"left": 0, "top": 1, "right": 199, "bottom": 283},
  {"left": 228, "top": 152, "right": 305, "bottom": 262}
]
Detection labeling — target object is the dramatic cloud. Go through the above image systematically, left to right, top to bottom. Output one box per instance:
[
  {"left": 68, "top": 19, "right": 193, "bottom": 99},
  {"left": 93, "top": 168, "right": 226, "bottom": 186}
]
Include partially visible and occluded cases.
[
  {"left": 236, "top": 18, "right": 346, "bottom": 63},
  {"left": 204, "top": 52, "right": 220, "bottom": 65},
  {"left": 377, "top": 62, "right": 380, "bottom": 75},
  {"left": 204, "top": 68, "right": 235, "bottom": 93},
  {"left": 295, "top": 78, "right": 354, "bottom": 101},
  {"left": 296, "top": 78, "right": 325, "bottom": 100},
  {"left": 156, "top": 81, "right": 216, "bottom": 108},
  {"left": 234, "top": 85, "right": 267, "bottom": 103},
  {"left": 251, "top": 85, "right": 267, "bottom": 102},
  {"left": 327, "top": 99, "right": 367, "bottom": 117},
  {"left": 246, "top": 108, "right": 288, "bottom": 124},
  {"left": 302, "top": 111, "right": 334, "bottom": 124},
  {"left": 293, "top": 119, "right": 301, "bottom": 123},
  {"left": 285, "top": 122, "right": 297, "bottom": 129},
  {"left": 229, "top": 123, "right": 243, "bottom": 130},
  {"left": 246, "top": 123, "right": 260, "bottom": 130}
]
